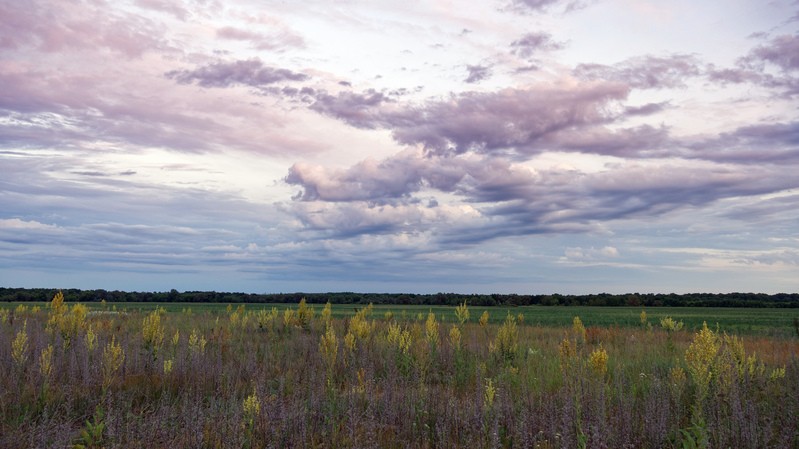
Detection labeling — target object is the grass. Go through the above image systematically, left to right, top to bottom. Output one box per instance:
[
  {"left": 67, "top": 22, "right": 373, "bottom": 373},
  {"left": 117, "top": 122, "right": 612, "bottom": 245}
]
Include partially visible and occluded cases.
[{"left": 1, "top": 298, "right": 797, "bottom": 447}]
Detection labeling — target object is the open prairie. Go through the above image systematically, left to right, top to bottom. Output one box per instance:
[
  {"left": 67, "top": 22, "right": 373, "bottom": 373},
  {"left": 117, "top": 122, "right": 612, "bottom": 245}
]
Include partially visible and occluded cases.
[{"left": 1, "top": 297, "right": 797, "bottom": 448}]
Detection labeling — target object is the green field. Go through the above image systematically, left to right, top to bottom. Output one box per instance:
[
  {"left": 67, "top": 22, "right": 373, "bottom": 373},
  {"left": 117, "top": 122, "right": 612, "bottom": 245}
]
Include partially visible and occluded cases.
[{"left": 4, "top": 302, "right": 798, "bottom": 337}]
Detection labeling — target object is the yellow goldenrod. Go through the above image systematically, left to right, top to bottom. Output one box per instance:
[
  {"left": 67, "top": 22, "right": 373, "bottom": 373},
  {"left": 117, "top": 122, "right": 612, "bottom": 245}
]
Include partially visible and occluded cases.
[
  {"left": 296, "top": 298, "right": 314, "bottom": 328},
  {"left": 321, "top": 301, "right": 333, "bottom": 325},
  {"left": 455, "top": 301, "right": 470, "bottom": 325},
  {"left": 0, "top": 308, "right": 9, "bottom": 325},
  {"left": 283, "top": 308, "right": 296, "bottom": 328},
  {"left": 142, "top": 309, "right": 165, "bottom": 360},
  {"left": 639, "top": 309, "right": 647, "bottom": 326},
  {"left": 479, "top": 310, "right": 490, "bottom": 327},
  {"left": 425, "top": 312, "right": 439, "bottom": 348},
  {"left": 491, "top": 312, "right": 519, "bottom": 364},
  {"left": 572, "top": 316, "right": 586, "bottom": 344},
  {"left": 660, "top": 316, "right": 684, "bottom": 332},
  {"left": 12, "top": 321, "right": 29, "bottom": 367},
  {"left": 685, "top": 322, "right": 720, "bottom": 408},
  {"left": 319, "top": 324, "right": 338, "bottom": 383},
  {"left": 449, "top": 324, "right": 462, "bottom": 351},
  {"left": 85, "top": 325, "right": 97, "bottom": 352},
  {"left": 188, "top": 328, "right": 207, "bottom": 355},
  {"left": 171, "top": 330, "right": 180, "bottom": 347},
  {"left": 344, "top": 331, "right": 356, "bottom": 353},
  {"left": 102, "top": 336, "right": 125, "bottom": 392},
  {"left": 558, "top": 337, "right": 576, "bottom": 373},
  {"left": 39, "top": 344, "right": 54, "bottom": 379},
  {"left": 588, "top": 345, "right": 608, "bottom": 376},
  {"left": 163, "top": 358, "right": 174, "bottom": 375},
  {"left": 484, "top": 378, "right": 496, "bottom": 409},
  {"left": 243, "top": 389, "right": 260, "bottom": 423}
]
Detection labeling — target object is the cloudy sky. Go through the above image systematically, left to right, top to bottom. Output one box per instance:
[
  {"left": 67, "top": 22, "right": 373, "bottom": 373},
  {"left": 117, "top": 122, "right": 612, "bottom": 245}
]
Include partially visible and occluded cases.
[{"left": 1, "top": 0, "right": 798, "bottom": 294}]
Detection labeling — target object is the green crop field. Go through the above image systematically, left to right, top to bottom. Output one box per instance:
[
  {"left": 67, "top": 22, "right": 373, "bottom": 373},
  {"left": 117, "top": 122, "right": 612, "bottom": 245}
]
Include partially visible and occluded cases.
[{"left": 3, "top": 301, "right": 797, "bottom": 337}]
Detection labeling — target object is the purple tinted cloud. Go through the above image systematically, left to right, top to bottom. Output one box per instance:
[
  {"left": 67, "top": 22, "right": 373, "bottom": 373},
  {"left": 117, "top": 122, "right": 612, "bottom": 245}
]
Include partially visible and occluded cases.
[
  {"left": 0, "top": 0, "right": 164, "bottom": 57},
  {"left": 216, "top": 26, "right": 305, "bottom": 50},
  {"left": 510, "top": 32, "right": 564, "bottom": 57},
  {"left": 743, "top": 34, "right": 799, "bottom": 72},
  {"left": 574, "top": 54, "right": 703, "bottom": 89},
  {"left": 165, "top": 59, "right": 308, "bottom": 88},
  {"left": 464, "top": 65, "right": 492, "bottom": 83},
  {"left": 309, "top": 89, "right": 391, "bottom": 129}
]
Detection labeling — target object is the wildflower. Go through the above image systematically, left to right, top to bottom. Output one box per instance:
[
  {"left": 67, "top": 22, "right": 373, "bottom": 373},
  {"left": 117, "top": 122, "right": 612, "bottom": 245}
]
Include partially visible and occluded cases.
[
  {"left": 296, "top": 298, "right": 314, "bottom": 328},
  {"left": 321, "top": 301, "right": 333, "bottom": 325},
  {"left": 455, "top": 301, "right": 470, "bottom": 325},
  {"left": 283, "top": 308, "right": 296, "bottom": 328},
  {"left": 0, "top": 309, "right": 9, "bottom": 324},
  {"left": 142, "top": 309, "right": 165, "bottom": 360},
  {"left": 639, "top": 309, "right": 647, "bottom": 326},
  {"left": 479, "top": 310, "right": 490, "bottom": 327},
  {"left": 425, "top": 312, "right": 439, "bottom": 348},
  {"left": 491, "top": 312, "right": 519, "bottom": 364},
  {"left": 572, "top": 316, "right": 586, "bottom": 343},
  {"left": 660, "top": 316, "right": 684, "bottom": 332},
  {"left": 12, "top": 321, "right": 29, "bottom": 367},
  {"left": 685, "top": 322, "right": 719, "bottom": 406},
  {"left": 319, "top": 324, "right": 338, "bottom": 381},
  {"left": 85, "top": 325, "right": 98, "bottom": 352},
  {"left": 449, "top": 325, "right": 462, "bottom": 351},
  {"left": 188, "top": 329, "right": 206, "bottom": 355},
  {"left": 171, "top": 330, "right": 180, "bottom": 347},
  {"left": 344, "top": 330, "right": 356, "bottom": 353},
  {"left": 102, "top": 337, "right": 125, "bottom": 391},
  {"left": 558, "top": 337, "right": 576, "bottom": 373},
  {"left": 39, "top": 344, "right": 54, "bottom": 379},
  {"left": 588, "top": 345, "right": 608, "bottom": 376},
  {"left": 163, "top": 358, "right": 174, "bottom": 375},
  {"left": 769, "top": 366, "right": 786, "bottom": 381},
  {"left": 483, "top": 378, "right": 496, "bottom": 409},
  {"left": 242, "top": 390, "right": 261, "bottom": 423}
]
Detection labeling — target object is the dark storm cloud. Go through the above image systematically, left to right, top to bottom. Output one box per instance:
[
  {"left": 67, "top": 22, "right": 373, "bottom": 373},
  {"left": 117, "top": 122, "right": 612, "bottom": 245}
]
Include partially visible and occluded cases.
[
  {"left": 510, "top": 32, "right": 564, "bottom": 57},
  {"left": 574, "top": 54, "right": 703, "bottom": 89},
  {"left": 165, "top": 59, "right": 308, "bottom": 88}
]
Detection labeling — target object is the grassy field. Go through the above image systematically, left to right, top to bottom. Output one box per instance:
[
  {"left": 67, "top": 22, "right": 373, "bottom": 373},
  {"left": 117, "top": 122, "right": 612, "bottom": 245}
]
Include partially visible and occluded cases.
[
  {"left": 1, "top": 297, "right": 797, "bottom": 447},
  {"left": 3, "top": 301, "right": 798, "bottom": 337}
]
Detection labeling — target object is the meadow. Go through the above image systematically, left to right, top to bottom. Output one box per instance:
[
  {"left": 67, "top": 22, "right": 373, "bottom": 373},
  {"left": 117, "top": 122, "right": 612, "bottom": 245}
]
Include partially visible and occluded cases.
[{"left": 1, "top": 295, "right": 797, "bottom": 448}]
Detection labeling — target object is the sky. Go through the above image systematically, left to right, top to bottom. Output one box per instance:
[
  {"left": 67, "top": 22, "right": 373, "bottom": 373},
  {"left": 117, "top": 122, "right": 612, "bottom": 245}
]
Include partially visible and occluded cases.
[{"left": 1, "top": 0, "right": 798, "bottom": 295}]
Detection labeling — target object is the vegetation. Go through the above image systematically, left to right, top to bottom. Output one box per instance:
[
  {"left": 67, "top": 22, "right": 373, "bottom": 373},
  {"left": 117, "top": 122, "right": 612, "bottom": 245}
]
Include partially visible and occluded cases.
[
  {"left": 2, "top": 287, "right": 799, "bottom": 308},
  {"left": 0, "top": 292, "right": 797, "bottom": 447}
]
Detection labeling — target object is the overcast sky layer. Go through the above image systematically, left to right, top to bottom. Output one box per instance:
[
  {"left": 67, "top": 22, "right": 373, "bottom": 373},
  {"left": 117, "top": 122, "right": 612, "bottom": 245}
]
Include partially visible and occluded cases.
[{"left": 1, "top": 0, "right": 798, "bottom": 294}]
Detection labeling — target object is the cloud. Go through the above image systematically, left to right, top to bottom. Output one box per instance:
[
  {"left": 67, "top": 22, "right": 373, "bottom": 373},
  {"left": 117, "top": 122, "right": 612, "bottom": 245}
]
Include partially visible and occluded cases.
[
  {"left": 0, "top": 0, "right": 165, "bottom": 57},
  {"left": 508, "top": 0, "right": 590, "bottom": 13},
  {"left": 216, "top": 26, "right": 305, "bottom": 50},
  {"left": 510, "top": 32, "right": 565, "bottom": 57},
  {"left": 706, "top": 34, "right": 799, "bottom": 96},
  {"left": 742, "top": 34, "right": 799, "bottom": 72},
  {"left": 574, "top": 54, "right": 703, "bottom": 89},
  {"left": 165, "top": 59, "right": 308, "bottom": 89},
  {"left": 464, "top": 64, "right": 492, "bottom": 83},
  {"left": 308, "top": 89, "right": 392, "bottom": 129},
  {"left": 686, "top": 121, "right": 799, "bottom": 164},
  {"left": 564, "top": 246, "right": 619, "bottom": 261}
]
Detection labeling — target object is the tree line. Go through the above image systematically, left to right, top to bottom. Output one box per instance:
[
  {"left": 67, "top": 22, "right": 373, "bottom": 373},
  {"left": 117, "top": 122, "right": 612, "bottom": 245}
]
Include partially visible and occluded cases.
[{"left": 1, "top": 288, "right": 798, "bottom": 308}]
